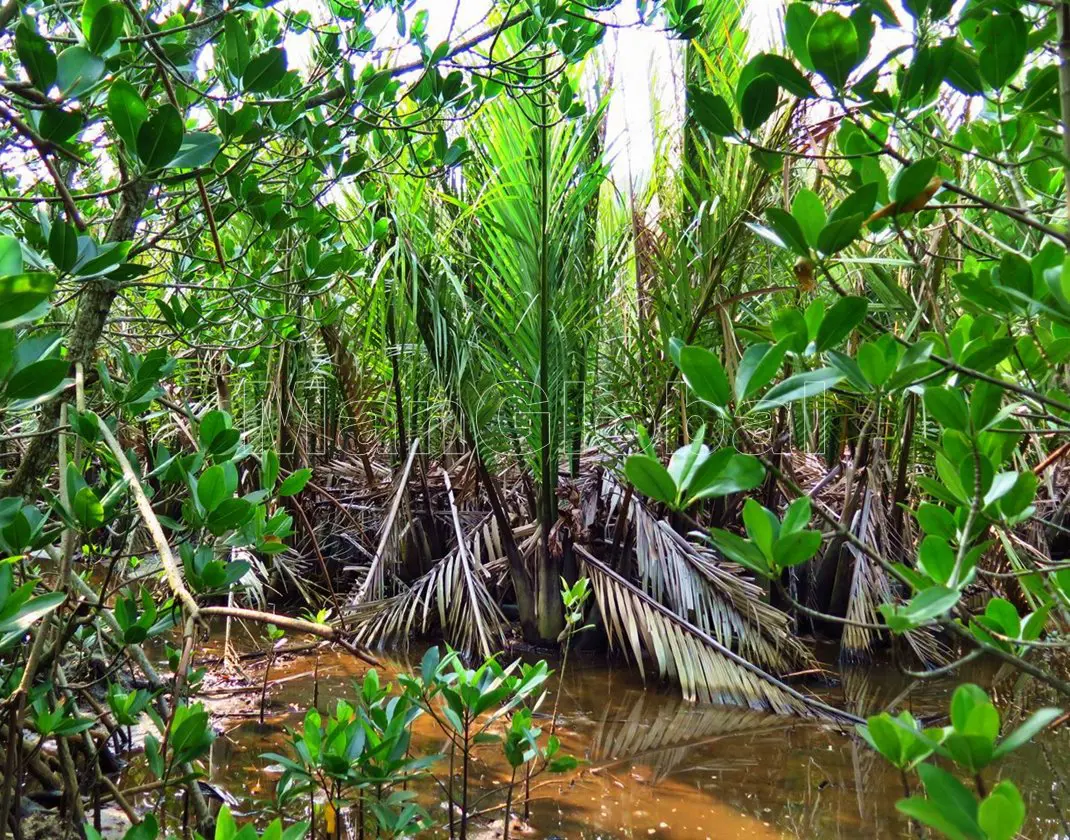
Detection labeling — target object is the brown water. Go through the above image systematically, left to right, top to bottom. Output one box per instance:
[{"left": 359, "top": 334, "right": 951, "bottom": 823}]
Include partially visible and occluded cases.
[{"left": 125, "top": 645, "right": 1070, "bottom": 839}]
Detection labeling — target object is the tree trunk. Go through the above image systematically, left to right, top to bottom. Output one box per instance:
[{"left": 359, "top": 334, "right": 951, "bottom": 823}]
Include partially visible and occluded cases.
[{"left": 319, "top": 322, "right": 377, "bottom": 485}]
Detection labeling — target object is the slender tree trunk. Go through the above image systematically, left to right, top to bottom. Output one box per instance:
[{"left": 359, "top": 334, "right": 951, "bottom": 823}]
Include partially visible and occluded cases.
[
  {"left": 2, "top": 0, "right": 221, "bottom": 498},
  {"left": 535, "top": 53, "right": 564, "bottom": 642},
  {"left": 319, "top": 321, "right": 377, "bottom": 484}
]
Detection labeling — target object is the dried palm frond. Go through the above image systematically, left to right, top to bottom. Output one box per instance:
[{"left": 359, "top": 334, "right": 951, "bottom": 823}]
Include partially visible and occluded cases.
[
  {"left": 349, "top": 441, "right": 419, "bottom": 606},
  {"left": 344, "top": 469, "right": 507, "bottom": 660},
  {"left": 841, "top": 469, "right": 949, "bottom": 668},
  {"left": 611, "top": 476, "right": 814, "bottom": 672},
  {"left": 345, "top": 547, "right": 507, "bottom": 660},
  {"left": 577, "top": 547, "right": 853, "bottom": 720}
]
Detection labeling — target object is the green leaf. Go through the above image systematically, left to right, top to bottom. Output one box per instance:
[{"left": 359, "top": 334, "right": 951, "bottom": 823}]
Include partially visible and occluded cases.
[
  {"left": 88, "top": 3, "right": 124, "bottom": 54},
  {"left": 784, "top": 3, "right": 818, "bottom": 70},
  {"left": 807, "top": 12, "right": 859, "bottom": 89},
  {"left": 978, "top": 13, "right": 1026, "bottom": 89},
  {"left": 223, "top": 15, "right": 251, "bottom": 76},
  {"left": 16, "top": 24, "right": 57, "bottom": 92},
  {"left": 55, "top": 47, "right": 104, "bottom": 98},
  {"left": 243, "top": 48, "right": 288, "bottom": 93},
  {"left": 739, "top": 54, "right": 815, "bottom": 100},
  {"left": 738, "top": 74, "right": 779, "bottom": 132},
  {"left": 108, "top": 80, "right": 148, "bottom": 150},
  {"left": 688, "top": 86, "right": 734, "bottom": 136},
  {"left": 137, "top": 105, "right": 184, "bottom": 171},
  {"left": 38, "top": 108, "right": 83, "bottom": 143},
  {"left": 167, "top": 132, "right": 221, "bottom": 169},
  {"left": 890, "top": 157, "right": 940, "bottom": 206},
  {"left": 827, "top": 183, "right": 879, "bottom": 226},
  {"left": 791, "top": 189, "right": 826, "bottom": 249},
  {"left": 764, "top": 208, "right": 809, "bottom": 256},
  {"left": 817, "top": 213, "right": 864, "bottom": 255},
  {"left": 48, "top": 221, "right": 79, "bottom": 273},
  {"left": 0, "top": 237, "right": 21, "bottom": 276},
  {"left": 0, "top": 274, "right": 56, "bottom": 328},
  {"left": 815, "top": 297, "right": 868, "bottom": 351},
  {"left": 856, "top": 339, "right": 896, "bottom": 388},
  {"left": 735, "top": 342, "right": 787, "bottom": 402},
  {"left": 678, "top": 345, "right": 730, "bottom": 408},
  {"left": 5, "top": 358, "right": 68, "bottom": 400},
  {"left": 754, "top": 368, "right": 843, "bottom": 411},
  {"left": 924, "top": 386, "right": 969, "bottom": 432},
  {"left": 667, "top": 431, "right": 710, "bottom": 494},
  {"left": 686, "top": 449, "right": 764, "bottom": 502},
  {"left": 262, "top": 450, "right": 280, "bottom": 491},
  {"left": 624, "top": 455, "right": 676, "bottom": 506},
  {"left": 198, "top": 465, "right": 229, "bottom": 513},
  {"left": 278, "top": 468, "right": 312, "bottom": 497},
  {"left": 72, "top": 486, "right": 104, "bottom": 530},
  {"left": 781, "top": 496, "right": 811, "bottom": 534},
  {"left": 742, "top": 498, "right": 777, "bottom": 559},
  {"left": 207, "top": 499, "right": 254, "bottom": 536},
  {"left": 916, "top": 503, "right": 956, "bottom": 540},
  {"left": 708, "top": 528, "right": 769, "bottom": 576},
  {"left": 773, "top": 529, "right": 822, "bottom": 568},
  {"left": 917, "top": 536, "right": 956, "bottom": 586},
  {"left": 904, "top": 586, "right": 960, "bottom": 623},
  {"left": 0, "top": 592, "right": 66, "bottom": 636},
  {"left": 993, "top": 707, "right": 1062, "bottom": 759},
  {"left": 915, "top": 764, "right": 981, "bottom": 836},
  {"left": 978, "top": 781, "right": 1025, "bottom": 840},
  {"left": 896, "top": 797, "right": 975, "bottom": 840}
]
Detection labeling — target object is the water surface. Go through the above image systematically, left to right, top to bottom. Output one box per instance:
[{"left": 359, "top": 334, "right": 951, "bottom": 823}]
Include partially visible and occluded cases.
[{"left": 129, "top": 644, "right": 1070, "bottom": 839}]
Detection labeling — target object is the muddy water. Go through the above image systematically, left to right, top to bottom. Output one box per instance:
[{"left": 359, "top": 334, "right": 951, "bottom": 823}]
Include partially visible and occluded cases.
[{"left": 134, "top": 645, "right": 1070, "bottom": 839}]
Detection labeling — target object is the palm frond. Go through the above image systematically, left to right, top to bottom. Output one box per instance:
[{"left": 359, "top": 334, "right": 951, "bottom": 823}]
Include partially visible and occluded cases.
[
  {"left": 349, "top": 441, "right": 419, "bottom": 606},
  {"left": 345, "top": 468, "right": 507, "bottom": 660},
  {"left": 604, "top": 475, "right": 815, "bottom": 673},
  {"left": 346, "top": 546, "right": 506, "bottom": 661},
  {"left": 577, "top": 546, "right": 852, "bottom": 720}
]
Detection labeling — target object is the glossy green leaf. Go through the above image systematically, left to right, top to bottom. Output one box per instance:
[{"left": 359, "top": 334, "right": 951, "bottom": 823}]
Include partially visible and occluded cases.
[
  {"left": 87, "top": 3, "right": 124, "bottom": 54},
  {"left": 807, "top": 12, "right": 859, "bottom": 88},
  {"left": 15, "top": 24, "right": 57, "bottom": 92},
  {"left": 55, "top": 47, "right": 104, "bottom": 98},
  {"left": 243, "top": 48, "right": 288, "bottom": 93},
  {"left": 738, "top": 74, "right": 779, "bottom": 132},
  {"left": 108, "top": 80, "right": 148, "bottom": 150},
  {"left": 688, "top": 86, "right": 734, "bottom": 136},
  {"left": 137, "top": 105, "right": 184, "bottom": 171},
  {"left": 168, "top": 132, "right": 222, "bottom": 169},
  {"left": 48, "top": 221, "right": 79, "bottom": 273},
  {"left": 0, "top": 274, "right": 56, "bottom": 329},
  {"left": 815, "top": 297, "right": 868, "bottom": 351},
  {"left": 678, "top": 345, "right": 730, "bottom": 408},
  {"left": 5, "top": 358, "right": 69, "bottom": 401},
  {"left": 754, "top": 368, "right": 843, "bottom": 411},
  {"left": 924, "top": 386, "right": 969, "bottom": 432},
  {"left": 624, "top": 455, "right": 676, "bottom": 506},
  {"left": 278, "top": 467, "right": 313, "bottom": 497}
]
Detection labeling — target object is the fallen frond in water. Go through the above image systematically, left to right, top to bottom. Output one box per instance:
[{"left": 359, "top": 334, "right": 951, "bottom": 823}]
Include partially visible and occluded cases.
[
  {"left": 607, "top": 475, "right": 814, "bottom": 673},
  {"left": 577, "top": 546, "right": 860, "bottom": 722}
]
